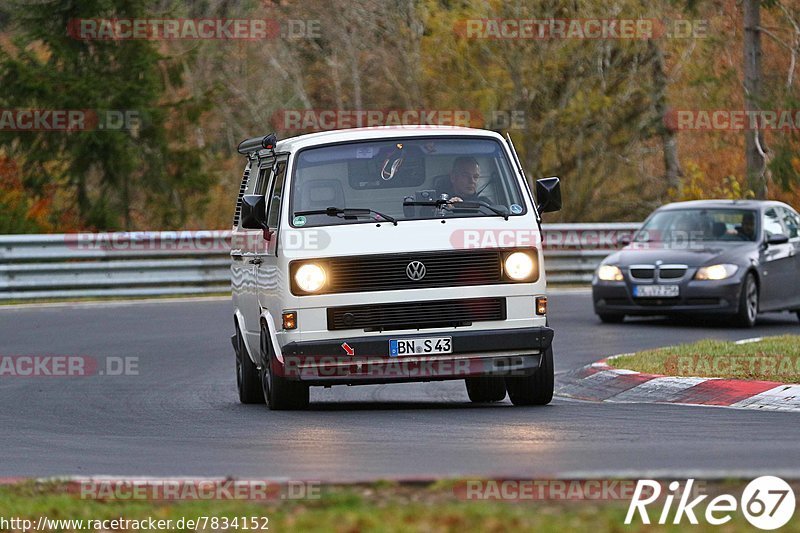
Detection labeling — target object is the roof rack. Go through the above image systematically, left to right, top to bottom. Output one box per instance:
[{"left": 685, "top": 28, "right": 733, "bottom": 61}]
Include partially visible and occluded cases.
[{"left": 237, "top": 133, "right": 277, "bottom": 156}]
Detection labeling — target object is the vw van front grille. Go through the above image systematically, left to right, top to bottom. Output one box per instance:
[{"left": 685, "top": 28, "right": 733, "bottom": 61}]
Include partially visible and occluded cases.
[
  {"left": 318, "top": 249, "right": 507, "bottom": 294},
  {"left": 327, "top": 297, "right": 506, "bottom": 331}
]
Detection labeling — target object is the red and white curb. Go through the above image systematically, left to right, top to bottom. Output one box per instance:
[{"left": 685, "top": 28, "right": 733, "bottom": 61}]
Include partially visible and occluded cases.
[{"left": 557, "top": 354, "right": 800, "bottom": 412}]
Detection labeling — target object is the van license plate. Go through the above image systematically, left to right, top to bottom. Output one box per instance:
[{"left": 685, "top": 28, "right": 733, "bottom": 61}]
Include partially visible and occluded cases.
[
  {"left": 633, "top": 285, "right": 679, "bottom": 298},
  {"left": 389, "top": 337, "right": 452, "bottom": 357}
]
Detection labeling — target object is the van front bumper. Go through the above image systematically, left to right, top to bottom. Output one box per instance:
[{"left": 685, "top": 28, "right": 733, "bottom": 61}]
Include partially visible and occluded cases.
[{"left": 276, "top": 326, "right": 554, "bottom": 385}]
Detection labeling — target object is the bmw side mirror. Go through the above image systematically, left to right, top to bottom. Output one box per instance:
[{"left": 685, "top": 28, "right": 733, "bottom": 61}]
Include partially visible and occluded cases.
[
  {"left": 535, "top": 177, "right": 561, "bottom": 214},
  {"left": 240, "top": 194, "right": 268, "bottom": 233},
  {"left": 766, "top": 233, "right": 790, "bottom": 246}
]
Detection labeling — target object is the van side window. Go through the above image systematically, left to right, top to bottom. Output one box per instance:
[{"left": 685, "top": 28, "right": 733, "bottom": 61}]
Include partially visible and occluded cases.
[
  {"left": 254, "top": 159, "right": 275, "bottom": 195},
  {"left": 267, "top": 161, "right": 287, "bottom": 229},
  {"left": 232, "top": 162, "right": 251, "bottom": 226}
]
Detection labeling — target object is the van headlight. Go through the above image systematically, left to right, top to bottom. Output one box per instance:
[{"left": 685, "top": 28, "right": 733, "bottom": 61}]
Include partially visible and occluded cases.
[
  {"left": 504, "top": 251, "right": 536, "bottom": 281},
  {"left": 294, "top": 263, "right": 327, "bottom": 292},
  {"left": 695, "top": 264, "right": 738, "bottom": 281},
  {"left": 597, "top": 265, "right": 624, "bottom": 281}
]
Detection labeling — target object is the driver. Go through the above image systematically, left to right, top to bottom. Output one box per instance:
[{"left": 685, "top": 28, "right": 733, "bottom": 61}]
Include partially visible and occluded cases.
[
  {"left": 444, "top": 157, "right": 492, "bottom": 204},
  {"left": 737, "top": 212, "right": 756, "bottom": 240}
]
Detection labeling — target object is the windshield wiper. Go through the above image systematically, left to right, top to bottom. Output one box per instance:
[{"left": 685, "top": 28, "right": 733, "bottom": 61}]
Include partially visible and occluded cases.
[
  {"left": 402, "top": 199, "right": 451, "bottom": 208},
  {"left": 403, "top": 199, "right": 509, "bottom": 220},
  {"left": 452, "top": 201, "right": 509, "bottom": 220},
  {"left": 294, "top": 206, "right": 397, "bottom": 226}
]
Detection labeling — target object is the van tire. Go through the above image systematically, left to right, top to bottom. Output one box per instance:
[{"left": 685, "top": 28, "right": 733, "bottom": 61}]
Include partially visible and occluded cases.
[
  {"left": 598, "top": 313, "right": 625, "bottom": 324},
  {"left": 260, "top": 323, "right": 309, "bottom": 410},
  {"left": 235, "top": 324, "right": 265, "bottom": 404},
  {"left": 505, "top": 346, "right": 554, "bottom": 406},
  {"left": 465, "top": 377, "right": 506, "bottom": 403}
]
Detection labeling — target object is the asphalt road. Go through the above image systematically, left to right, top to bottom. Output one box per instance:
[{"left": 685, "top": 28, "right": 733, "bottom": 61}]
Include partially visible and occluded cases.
[{"left": 1, "top": 292, "right": 799, "bottom": 481}]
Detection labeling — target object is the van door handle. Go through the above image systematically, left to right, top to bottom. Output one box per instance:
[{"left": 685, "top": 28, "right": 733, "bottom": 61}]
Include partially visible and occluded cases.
[{"left": 248, "top": 258, "right": 263, "bottom": 265}]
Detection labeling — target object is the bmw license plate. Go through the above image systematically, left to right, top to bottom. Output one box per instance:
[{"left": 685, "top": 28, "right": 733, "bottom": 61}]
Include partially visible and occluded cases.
[
  {"left": 633, "top": 285, "right": 679, "bottom": 298},
  {"left": 389, "top": 337, "right": 452, "bottom": 357}
]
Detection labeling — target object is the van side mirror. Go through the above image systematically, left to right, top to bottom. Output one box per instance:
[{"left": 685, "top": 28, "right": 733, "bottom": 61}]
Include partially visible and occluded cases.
[
  {"left": 535, "top": 177, "right": 561, "bottom": 214},
  {"left": 240, "top": 194, "right": 268, "bottom": 231},
  {"left": 766, "top": 233, "right": 790, "bottom": 246}
]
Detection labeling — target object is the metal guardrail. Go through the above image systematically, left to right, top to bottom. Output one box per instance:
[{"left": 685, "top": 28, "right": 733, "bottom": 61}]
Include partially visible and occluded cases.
[{"left": 0, "top": 224, "right": 641, "bottom": 300}]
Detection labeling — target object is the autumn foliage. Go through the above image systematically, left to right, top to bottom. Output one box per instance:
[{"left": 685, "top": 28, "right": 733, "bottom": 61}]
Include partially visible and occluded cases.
[{"left": 0, "top": 0, "right": 798, "bottom": 232}]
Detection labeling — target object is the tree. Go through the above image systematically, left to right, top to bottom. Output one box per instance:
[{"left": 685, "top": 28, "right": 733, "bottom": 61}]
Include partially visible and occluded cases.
[
  {"left": 0, "top": 0, "right": 211, "bottom": 231},
  {"left": 744, "top": 0, "right": 768, "bottom": 198}
]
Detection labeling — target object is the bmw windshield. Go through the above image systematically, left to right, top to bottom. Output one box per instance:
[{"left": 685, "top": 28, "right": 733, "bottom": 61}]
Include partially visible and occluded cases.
[
  {"left": 289, "top": 137, "right": 527, "bottom": 227},
  {"left": 634, "top": 208, "right": 760, "bottom": 244}
]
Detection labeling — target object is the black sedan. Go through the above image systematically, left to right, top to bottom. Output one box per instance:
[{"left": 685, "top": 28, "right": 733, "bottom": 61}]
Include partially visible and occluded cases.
[{"left": 592, "top": 200, "right": 800, "bottom": 327}]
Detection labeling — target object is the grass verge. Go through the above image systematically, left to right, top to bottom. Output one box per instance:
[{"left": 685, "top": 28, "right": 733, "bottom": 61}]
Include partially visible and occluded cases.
[
  {"left": 608, "top": 335, "right": 800, "bottom": 383},
  {"left": 1, "top": 480, "right": 798, "bottom": 532}
]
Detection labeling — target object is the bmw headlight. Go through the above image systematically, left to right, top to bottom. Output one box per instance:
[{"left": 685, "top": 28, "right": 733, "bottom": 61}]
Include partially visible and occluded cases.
[
  {"left": 504, "top": 251, "right": 536, "bottom": 281},
  {"left": 294, "top": 263, "right": 327, "bottom": 292},
  {"left": 694, "top": 264, "right": 738, "bottom": 281},
  {"left": 597, "top": 265, "right": 624, "bottom": 281}
]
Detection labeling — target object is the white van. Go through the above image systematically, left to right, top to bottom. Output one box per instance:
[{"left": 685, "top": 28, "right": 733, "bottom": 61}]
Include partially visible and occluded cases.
[{"left": 230, "top": 126, "right": 560, "bottom": 409}]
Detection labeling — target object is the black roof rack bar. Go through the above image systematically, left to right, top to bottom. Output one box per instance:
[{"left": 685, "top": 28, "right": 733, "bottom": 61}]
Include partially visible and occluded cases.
[{"left": 237, "top": 133, "right": 277, "bottom": 155}]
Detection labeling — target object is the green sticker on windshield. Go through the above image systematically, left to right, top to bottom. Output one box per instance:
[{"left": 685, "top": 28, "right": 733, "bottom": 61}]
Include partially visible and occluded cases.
[{"left": 293, "top": 215, "right": 307, "bottom": 227}]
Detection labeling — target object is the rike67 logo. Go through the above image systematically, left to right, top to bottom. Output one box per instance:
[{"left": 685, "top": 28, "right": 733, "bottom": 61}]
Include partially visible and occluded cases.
[{"left": 626, "top": 477, "right": 795, "bottom": 530}]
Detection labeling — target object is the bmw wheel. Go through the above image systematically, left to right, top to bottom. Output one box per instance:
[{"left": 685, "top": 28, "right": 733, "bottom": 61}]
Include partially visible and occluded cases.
[{"left": 734, "top": 273, "right": 759, "bottom": 328}]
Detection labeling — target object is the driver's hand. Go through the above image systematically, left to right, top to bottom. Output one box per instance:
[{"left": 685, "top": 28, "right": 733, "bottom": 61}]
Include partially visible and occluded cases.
[{"left": 448, "top": 197, "right": 463, "bottom": 203}]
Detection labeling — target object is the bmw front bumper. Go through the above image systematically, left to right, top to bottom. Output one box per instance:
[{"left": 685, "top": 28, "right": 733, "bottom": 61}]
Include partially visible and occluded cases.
[{"left": 592, "top": 276, "right": 743, "bottom": 316}]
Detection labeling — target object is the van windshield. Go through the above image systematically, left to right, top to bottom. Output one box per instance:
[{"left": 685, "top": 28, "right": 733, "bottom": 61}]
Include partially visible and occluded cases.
[{"left": 289, "top": 137, "right": 527, "bottom": 227}]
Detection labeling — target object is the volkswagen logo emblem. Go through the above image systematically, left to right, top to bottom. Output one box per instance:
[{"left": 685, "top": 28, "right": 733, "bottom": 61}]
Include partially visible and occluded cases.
[{"left": 406, "top": 261, "right": 426, "bottom": 280}]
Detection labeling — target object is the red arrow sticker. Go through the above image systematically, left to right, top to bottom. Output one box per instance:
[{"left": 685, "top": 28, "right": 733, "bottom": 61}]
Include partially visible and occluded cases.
[{"left": 341, "top": 342, "right": 355, "bottom": 356}]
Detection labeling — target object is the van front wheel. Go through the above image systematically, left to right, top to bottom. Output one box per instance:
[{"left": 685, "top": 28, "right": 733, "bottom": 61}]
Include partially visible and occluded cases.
[
  {"left": 260, "top": 323, "right": 309, "bottom": 411},
  {"left": 235, "top": 324, "right": 264, "bottom": 404},
  {"left": 505, "top": 346, "right": 554, "bottom": 406},
  {"left": 465, "top": 377, "right": 506, "bottom": 403}
]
